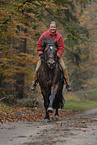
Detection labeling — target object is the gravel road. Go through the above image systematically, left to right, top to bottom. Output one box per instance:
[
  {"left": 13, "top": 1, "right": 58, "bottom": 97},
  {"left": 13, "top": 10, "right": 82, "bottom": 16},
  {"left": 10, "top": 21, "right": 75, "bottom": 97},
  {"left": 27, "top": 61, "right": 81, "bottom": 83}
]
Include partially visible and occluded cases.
[{"left": 0, "top": 108, "right": 97, "bottom": 145}]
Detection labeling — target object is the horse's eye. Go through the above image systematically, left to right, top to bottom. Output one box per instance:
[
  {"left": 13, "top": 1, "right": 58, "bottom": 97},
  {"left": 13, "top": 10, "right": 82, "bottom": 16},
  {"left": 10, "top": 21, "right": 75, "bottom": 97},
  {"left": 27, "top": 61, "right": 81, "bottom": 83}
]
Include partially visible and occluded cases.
[{"left": 54, "top": 46, "right": 57, "bottom": 51}]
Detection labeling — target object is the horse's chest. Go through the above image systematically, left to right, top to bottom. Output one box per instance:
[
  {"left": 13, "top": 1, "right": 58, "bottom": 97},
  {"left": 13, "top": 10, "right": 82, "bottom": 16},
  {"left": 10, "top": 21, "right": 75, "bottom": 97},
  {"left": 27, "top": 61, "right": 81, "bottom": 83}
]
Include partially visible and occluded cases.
[
  {"left": 38, "top": 69, "right": 54, "bottom": 85},
  {"left": 43, "top": 71, "right": 52, "bottom": 83}
]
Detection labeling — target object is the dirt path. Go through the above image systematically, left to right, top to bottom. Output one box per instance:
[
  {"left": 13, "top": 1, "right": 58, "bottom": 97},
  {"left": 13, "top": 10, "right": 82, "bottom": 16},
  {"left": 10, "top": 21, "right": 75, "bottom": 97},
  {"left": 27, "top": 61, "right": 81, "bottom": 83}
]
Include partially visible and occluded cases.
[{"left": 0, "top": 108, "right": 97, "bottom": 145}]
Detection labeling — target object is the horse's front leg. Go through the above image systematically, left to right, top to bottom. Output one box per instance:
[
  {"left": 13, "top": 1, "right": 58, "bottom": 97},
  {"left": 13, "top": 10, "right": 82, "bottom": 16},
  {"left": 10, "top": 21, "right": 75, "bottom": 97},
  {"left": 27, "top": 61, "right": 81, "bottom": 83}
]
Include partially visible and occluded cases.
[
  {"left": 47, "top": 85, "right": 58, "bottom": 113},
  {"left": 42, "top": 89, "right": 50, "bottom": 120},
  {"left": 47, "top": 93, "right": 55, "bottom": 113},
  {"left": 44, "top": 107, "right": 50, "bottom": 121},
  {"left": 55, "top": 108, "right": 59, "bottom": 120},
  {"left": 55, "top": 108, "right": 58, "bottom": 116}
]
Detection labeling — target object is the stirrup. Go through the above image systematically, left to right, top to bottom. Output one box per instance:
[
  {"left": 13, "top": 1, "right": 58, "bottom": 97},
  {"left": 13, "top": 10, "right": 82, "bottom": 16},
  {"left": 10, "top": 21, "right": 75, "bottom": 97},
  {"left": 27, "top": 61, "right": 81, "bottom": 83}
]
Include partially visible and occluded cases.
[
  {"left": 31, "top": 79, "right": 38, "bottom": 91},
  {"left": 31, "top": 83, "right": 36, "bottom": 91},
  {"left": 66, "top": 84, "right": 71, "bottom": 91}
]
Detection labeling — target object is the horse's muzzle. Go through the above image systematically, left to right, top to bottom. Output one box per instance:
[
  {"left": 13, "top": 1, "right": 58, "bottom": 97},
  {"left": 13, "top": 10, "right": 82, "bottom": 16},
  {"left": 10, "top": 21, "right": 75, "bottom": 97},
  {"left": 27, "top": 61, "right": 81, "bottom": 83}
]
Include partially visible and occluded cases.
[{"left": 47, "top": 61, "right": 56, "bottom": 69}]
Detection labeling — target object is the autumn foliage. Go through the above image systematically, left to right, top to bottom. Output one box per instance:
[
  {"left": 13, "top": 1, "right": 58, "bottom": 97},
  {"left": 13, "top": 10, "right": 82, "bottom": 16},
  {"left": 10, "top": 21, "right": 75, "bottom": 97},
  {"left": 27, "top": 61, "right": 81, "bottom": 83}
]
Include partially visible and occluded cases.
[{"left": 0, "top": 102, "right": 81, "bottom": 124}]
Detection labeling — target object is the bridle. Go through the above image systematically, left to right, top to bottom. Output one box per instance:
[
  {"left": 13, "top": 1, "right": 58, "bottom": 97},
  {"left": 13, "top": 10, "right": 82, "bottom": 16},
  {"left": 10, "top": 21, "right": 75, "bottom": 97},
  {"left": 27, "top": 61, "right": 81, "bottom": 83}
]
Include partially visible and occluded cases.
[{"left": 44, "top": 44, "right": 57, "bottom": 62}]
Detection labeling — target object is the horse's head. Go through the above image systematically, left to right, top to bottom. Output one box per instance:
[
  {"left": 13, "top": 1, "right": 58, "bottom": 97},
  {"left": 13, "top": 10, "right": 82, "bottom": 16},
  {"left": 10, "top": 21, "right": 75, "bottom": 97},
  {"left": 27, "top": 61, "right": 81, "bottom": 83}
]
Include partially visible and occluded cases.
[{"left": 42, "top": 37, "right": 58, "bottom": 69}]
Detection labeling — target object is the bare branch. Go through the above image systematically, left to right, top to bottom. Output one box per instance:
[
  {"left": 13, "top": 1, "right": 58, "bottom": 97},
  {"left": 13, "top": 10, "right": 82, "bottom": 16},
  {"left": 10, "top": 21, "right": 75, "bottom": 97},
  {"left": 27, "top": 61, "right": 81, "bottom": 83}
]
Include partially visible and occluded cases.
[{"left": 0, "top": 97, "right": 5, "bottom": 101}]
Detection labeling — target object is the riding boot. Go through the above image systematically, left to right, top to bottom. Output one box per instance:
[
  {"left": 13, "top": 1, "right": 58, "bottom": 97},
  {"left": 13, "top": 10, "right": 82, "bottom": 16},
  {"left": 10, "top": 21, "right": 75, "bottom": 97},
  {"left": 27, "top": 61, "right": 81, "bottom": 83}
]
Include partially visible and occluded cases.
[
  {"left": 58, "top": 57, "right": 71, "bottom": 91},
  {"left": 31, "top": 59, "right": 41, "bottom": 91},
  {"left": 31, "top": 79, "right": 38, "bottom": 91}
]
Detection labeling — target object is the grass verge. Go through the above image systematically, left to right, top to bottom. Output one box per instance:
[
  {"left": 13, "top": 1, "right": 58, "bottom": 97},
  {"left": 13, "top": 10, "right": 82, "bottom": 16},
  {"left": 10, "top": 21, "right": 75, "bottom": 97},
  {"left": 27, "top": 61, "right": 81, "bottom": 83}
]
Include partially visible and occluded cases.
[
  {"left": 64, "top": 89, "right": 97, "bottom": 111},
  {"left": 64, "top": 100, "right": 97, "bottom": 111}
]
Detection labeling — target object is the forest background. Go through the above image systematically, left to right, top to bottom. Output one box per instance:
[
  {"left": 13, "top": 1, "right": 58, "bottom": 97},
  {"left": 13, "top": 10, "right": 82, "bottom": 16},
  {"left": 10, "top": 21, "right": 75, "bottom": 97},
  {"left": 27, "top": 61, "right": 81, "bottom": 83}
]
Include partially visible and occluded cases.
[{"left": 0, "top": 0, "right": 97, "bottom": 106}]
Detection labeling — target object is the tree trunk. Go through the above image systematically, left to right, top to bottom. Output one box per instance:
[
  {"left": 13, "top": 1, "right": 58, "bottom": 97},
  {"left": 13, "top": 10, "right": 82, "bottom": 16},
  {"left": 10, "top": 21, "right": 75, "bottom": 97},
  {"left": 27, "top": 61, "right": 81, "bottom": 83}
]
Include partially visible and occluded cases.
[{"left": 16, "top": 28, "right": 27, "bottom": 99}]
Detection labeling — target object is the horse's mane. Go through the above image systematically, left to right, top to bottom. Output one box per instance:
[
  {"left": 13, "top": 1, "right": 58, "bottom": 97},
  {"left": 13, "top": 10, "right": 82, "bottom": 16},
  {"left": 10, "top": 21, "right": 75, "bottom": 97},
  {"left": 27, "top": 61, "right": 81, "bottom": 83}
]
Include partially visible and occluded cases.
[
  {"left": 42, "top": 37, "right": 58, "bottom": 48},
  {"left": 43, "top": 37, "right": 54, "bottom": 44}
]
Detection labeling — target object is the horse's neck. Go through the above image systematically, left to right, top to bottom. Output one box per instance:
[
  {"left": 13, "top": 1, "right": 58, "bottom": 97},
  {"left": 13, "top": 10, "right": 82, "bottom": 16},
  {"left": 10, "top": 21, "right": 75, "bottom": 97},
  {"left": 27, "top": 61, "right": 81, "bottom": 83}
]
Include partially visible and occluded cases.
[
  {"left": 42, "top": 62, "right": 59, "bottom": 77},
  {"left": 42, "top": 62, "right": 48, "bottom": 71}
]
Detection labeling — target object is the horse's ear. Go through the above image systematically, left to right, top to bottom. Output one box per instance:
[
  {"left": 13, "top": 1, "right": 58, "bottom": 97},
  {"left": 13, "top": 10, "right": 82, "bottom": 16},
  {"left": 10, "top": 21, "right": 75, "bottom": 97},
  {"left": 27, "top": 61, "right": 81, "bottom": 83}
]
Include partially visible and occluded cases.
[
  {"left": 42, "top": 37, "right": 47, "bottom": 44},
  {"left": 42, "top": 38, "right": 46, "bottom": 49},
  {"left": 54, "top": 38, "right": 57, "bottom": 43},
  {"left": 54, "top": 38, "right": 58, "bottom": 48},
  {"left": 42, "top": 39, "right": 46, "bottom": 43}
]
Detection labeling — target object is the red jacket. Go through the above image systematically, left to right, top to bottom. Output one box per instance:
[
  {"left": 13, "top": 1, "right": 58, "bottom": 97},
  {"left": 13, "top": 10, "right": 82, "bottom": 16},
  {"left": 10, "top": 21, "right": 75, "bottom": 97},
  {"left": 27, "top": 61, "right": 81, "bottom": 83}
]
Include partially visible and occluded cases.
[{"left": 37, "top": 30, "right": 64, "bottom": 58}]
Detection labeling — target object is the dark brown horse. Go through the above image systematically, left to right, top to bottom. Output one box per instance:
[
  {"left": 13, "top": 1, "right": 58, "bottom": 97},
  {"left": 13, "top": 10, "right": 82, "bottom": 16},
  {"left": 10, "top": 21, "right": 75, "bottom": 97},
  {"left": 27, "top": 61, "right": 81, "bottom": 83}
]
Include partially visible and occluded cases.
[{"left": 37, "top": 37, "right": 64, "bottom": 121}]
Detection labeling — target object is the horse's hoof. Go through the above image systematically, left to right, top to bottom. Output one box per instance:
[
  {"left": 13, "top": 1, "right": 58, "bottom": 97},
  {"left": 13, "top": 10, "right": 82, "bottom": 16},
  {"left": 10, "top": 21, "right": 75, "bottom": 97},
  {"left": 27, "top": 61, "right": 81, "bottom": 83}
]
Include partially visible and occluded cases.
[
  {"left": 47, "top": 107, "right": 53, "bottom": 113},
  {"left": 55, "top": 115, "right": 59, "bottom": 120},
  {"left": 44, "top": 119, "right": 50, "bottom": 122}
]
